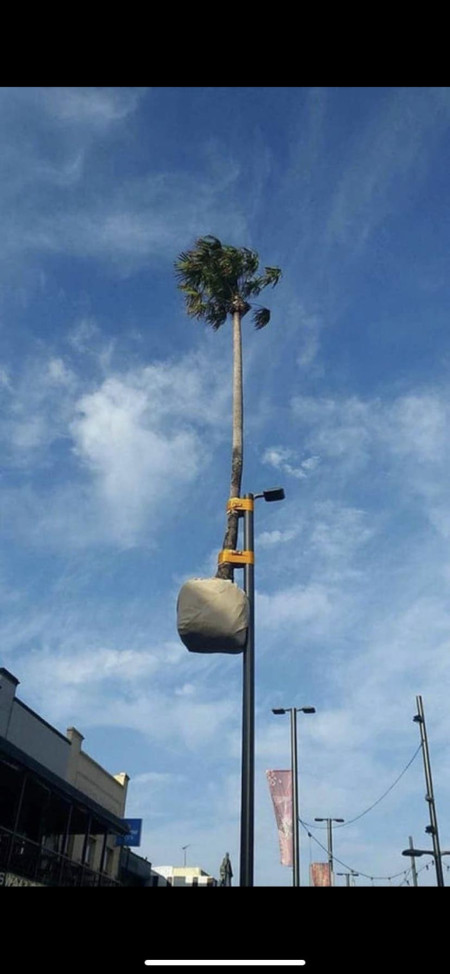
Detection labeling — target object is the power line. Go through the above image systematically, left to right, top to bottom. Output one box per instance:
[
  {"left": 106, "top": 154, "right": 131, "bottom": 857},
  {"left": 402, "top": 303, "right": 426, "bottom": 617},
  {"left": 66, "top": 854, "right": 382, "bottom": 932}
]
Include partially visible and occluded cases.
[
  {"left": 297, "top": 741, "right": 434, "bottom": 883},
  {"left": 303, "top": 742, "right": 422, "bottom": 831},
  {"left": 343, "top": 742, "right": 423, "bottom": 826},
  {"left": 301, "top": 819, "right": 409, "bottom": 882},
  {"left": 396, "top": 859, "right": 434, "bottom": 887}
]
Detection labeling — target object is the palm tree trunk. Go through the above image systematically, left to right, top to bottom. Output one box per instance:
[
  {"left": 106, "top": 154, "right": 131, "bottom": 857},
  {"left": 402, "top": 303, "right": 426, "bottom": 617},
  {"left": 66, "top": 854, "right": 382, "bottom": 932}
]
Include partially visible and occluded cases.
[
  {"left": 230, "top": 307, "right": 244, "bottom": 498},
  {"left": 216, "top": 309, "right": 243, "bottom": 581}
]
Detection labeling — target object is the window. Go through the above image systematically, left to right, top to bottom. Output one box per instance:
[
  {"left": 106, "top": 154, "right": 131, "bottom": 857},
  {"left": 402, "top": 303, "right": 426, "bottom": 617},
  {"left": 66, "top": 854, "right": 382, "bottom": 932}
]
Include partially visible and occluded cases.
[
  {"left": 84, "top": 837, "right": 96, "bottom": 867},
  {"left": 104, "top": 847, "right": 114, "bottom": 875}
]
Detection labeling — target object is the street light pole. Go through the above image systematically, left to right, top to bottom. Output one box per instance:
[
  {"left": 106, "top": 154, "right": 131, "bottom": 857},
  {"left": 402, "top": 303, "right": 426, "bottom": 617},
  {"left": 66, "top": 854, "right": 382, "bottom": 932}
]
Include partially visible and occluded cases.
[
  {"left": 239, "top": 487, "right": 285, "bottom": 888},
  {"left": 240, "top": 492, "right": 255, "bottom": 889},
  {"left": 413, "top": 695, "right": 444, "bottom": 888},
  {"left": 272, "top": 706, "right": 316, "bottom": 886},
  {"left": 291, "top": 707, "right": 299, "bottom": 888},
  {"left": 314, "top": 817, "right": 345, "bottom": 885},
  {"left": 408, "top": 836, "right": 418, "bottom": 887},
  {"left": 402, "top": 845, "right": 450, "bottom": 883},
  {"left": 337, "top": 871, "right": 358, "bottom": 887}
]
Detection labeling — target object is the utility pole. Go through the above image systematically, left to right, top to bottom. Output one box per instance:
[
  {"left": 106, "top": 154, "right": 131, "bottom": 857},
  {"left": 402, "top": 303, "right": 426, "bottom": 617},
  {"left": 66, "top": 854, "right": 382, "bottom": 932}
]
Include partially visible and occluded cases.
[
  {"left": 413, "top": 695, "right": 444, "bottom": 887},
  {"left": 272, "top": 706, "right": 316, "bottom": 886},
  {"left": 314, "top": 817, "right": 344, "bottom": 885},
  {"left": 408, "top": 836, "right": 418, "bottom": 887},
  {"left": 337, "top": 871, "right": 358, "bottom": 887}
]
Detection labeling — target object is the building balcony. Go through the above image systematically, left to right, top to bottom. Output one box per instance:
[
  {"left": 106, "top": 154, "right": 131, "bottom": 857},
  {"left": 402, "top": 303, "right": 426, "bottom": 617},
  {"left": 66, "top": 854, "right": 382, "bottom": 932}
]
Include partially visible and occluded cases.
[{"left": 0, "top": 825, "right": 121, "bottom": 887}]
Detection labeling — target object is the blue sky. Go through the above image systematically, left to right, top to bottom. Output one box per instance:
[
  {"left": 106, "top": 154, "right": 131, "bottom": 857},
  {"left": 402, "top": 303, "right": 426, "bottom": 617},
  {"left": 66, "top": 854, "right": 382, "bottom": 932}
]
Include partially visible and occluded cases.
[{"left": 2, "top": 86, "right": 450, "bottom": 887}]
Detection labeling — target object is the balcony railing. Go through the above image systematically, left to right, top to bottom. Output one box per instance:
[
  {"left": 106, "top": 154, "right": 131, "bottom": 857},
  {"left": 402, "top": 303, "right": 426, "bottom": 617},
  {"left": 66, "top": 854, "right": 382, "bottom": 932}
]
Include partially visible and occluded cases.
[{"left": 0, "top": 825, "right": 121, "bottom": 887}]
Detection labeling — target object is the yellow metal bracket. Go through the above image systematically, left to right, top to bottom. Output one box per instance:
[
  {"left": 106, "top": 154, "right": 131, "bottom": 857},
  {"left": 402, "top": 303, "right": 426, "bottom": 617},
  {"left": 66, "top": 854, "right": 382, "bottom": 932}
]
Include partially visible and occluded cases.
[
  {"left": 226, "top": 497, "right": 254, "bottom": 515},
  {"left": 218, "top": 549, "right": 255, "bottom": 566}
]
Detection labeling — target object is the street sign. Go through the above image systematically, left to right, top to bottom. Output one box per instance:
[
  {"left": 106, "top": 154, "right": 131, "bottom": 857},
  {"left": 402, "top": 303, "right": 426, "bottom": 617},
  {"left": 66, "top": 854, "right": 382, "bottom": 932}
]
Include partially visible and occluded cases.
[{"left": 115, "top": 818, "right": 143, "bottom": 847}]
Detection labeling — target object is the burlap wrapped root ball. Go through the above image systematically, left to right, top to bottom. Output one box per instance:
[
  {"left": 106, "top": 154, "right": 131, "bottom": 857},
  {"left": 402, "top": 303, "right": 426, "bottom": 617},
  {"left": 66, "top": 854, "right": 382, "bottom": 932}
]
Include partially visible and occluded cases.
[{"left": 177, "top": 577, "right": 249, "bottom": 654}]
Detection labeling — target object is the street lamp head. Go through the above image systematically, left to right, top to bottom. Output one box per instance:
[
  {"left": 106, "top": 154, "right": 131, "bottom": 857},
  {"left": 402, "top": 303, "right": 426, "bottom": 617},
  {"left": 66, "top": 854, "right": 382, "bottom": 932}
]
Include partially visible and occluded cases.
[
  {"left": 255, "top": 487, "right": 285, "bottom": 502},
  {"left": 272, "top": 707, "right": 315, "bottom": 715},
  {"left": 314, "top": 817, "right": 344, "bottom": 823}
]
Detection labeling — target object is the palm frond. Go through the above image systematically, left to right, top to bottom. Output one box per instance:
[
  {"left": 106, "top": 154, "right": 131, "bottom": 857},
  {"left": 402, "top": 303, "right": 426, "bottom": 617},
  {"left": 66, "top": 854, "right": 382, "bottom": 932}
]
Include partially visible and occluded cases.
[
  {"left": 175, "top": 236, "right": 281, "bottom": 331},
  {"left": 262, "top": 266, "right": 282, "bottom": 288},
  {"left": 253, "top": 307, "right": 271, "bottom": 330}
]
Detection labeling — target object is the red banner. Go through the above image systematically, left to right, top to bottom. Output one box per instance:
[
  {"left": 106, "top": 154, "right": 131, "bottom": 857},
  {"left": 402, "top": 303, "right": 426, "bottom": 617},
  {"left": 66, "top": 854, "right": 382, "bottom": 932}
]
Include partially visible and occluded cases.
[
  {"left": 266, "top": 770, "right": 293, "bottom": 866},
  {"left": 310, "top": 862, "right": 331, "bottom": 886}
]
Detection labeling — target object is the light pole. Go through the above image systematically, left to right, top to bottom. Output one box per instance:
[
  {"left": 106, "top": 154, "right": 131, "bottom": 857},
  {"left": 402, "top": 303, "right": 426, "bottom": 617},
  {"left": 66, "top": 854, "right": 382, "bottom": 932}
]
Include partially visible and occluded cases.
[
  {"left": 221, "top": 487, "right": 285, "bottom": 888},
  {"left": 413, "top": 695, "right": 444, "bottom": 887},
  {"left": 272, "top": 706, "right": 316, "bottom": 886},
  {"left": 314, "top": 817, "right": 345, "bottom": 885},
  {"left": 405, "top": 836, "right": 419, "bottom": 887},
  {"left": 181, "top": 844, "right": 190, "bottom": 867},
  {"left": 401, "top": 845, "right": 450, "bottom": 886},
  {"left": 336, "top": 871, "right": 358, "bottom": 887}
]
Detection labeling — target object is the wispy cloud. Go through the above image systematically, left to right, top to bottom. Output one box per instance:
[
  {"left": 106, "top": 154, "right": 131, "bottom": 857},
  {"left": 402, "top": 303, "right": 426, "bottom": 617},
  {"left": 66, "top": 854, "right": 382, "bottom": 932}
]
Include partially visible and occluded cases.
[
  {"left": 0, "top": 87, "right": 247, "bottom": 277},
  {"left": 39, "top": 87, "right": 146, "bottom": 126},
  {"left": 325, "top": 87, "right": 450, "bottom": 252},
  {"left": 0, "top": 354, "right": 78, "bottom": 462},
  {"left": 291, "top": 388, "right": 450, "bottom": 526}
]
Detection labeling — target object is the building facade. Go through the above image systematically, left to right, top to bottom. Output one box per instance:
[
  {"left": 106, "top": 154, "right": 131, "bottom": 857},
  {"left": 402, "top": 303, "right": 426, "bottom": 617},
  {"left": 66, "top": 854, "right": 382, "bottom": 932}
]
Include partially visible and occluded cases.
[
  {"left": 0, "top": 668, "right": 129, "bottom": 887},
  {"left": 119, "top": 847, "right": 170, "bottom": 887},
  {"left": 152, "top": 865, "right": 218, "bottom": 886}
]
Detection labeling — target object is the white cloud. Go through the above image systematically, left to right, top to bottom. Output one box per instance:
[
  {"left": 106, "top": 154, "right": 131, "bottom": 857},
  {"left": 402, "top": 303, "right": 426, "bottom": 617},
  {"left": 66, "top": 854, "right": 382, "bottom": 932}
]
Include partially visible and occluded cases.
[
  {"left": 40, "top": 87, "right": 145, "bottom": 127},
  {"left": 296, "top": 309, "right": 323, "bottom": 370},
  {"left": 67, "top": 318, "right": 101, "bottom": 354},
  {"left": 0, "top": 343, "right": 231, "bottom": 548},
  {"left": 69, "top": 350, "right": 231, "bottom": 545},
  {"left": 0, "top": 355, "right": 78, "bottom": 460},
  {"left": 47, "top": 357, "right": 75, "bottom": 386},
  {"left": 0, "top": 367, "right": 12, "bottom": 390},
  {"left": 71, "top": 376, "right": 201, "bottom": 543},
  {"left": 291, "top": 388, "right": 450, "bottom": 490},
  {"left": 291, "top": 394, "right": 374, "bottom": 469},
  {"left": 385, "top": 394, "right": 447, "bottom": 463},
  {"left": 262, "top": 445, "right": 320, "bottom": 480},
  {"left": 308, "top": 503, "right": 374, "bottom": 563},
  {"left": 257, "top": 527, "right": 299, "bottom": 547},
  {"left": 257, "top": 581, "right": 336, "bottom": 636},
  {"left": 11, "top": 636, "right": 239, "bottom": 753},
  {"left": 23, "top": 647, "right": 162, "bottom": 686},
  {"left": 174, "top": 683, "right": 196, "bottom": 697},
  {"left": 70, "top": 688, "right": 235, "bottom": 752},
  {"left": 132, "top": 772, "right": 185, "bottom": 786}
]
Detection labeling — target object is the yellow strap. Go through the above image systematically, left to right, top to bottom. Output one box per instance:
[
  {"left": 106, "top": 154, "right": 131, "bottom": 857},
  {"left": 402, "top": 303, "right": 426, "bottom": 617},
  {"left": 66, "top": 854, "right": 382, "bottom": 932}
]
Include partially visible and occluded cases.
[
  {"left": 226, "top": 497, "right": 254, "bottom": 513},
  {"left": 218, "top": 549, "right": 255, "bottom": 566}
]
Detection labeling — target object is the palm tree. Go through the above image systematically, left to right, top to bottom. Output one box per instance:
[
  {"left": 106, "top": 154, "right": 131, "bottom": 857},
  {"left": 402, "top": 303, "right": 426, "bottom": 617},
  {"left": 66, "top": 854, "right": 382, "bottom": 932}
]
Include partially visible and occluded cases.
[{"left": 175, "top": 235, "right": 281, "bottom": 580}]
